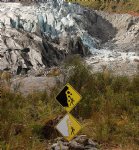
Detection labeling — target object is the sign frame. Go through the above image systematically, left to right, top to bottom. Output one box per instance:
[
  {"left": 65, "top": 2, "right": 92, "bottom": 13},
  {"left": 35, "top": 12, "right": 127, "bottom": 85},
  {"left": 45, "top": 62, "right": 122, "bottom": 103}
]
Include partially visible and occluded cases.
[
  {"left": 56, "top": 83, "right": 82, "bottom": 112},
  {"left": 55, "top": 113, "right": 82, "bottom": 141}
]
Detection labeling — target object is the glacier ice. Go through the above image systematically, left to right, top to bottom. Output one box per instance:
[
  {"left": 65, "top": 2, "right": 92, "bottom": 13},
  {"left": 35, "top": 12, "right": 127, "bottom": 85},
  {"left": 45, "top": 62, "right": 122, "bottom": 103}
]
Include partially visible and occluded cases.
[
  {"left": 0, "top": 0, "right": 97, "bottom": 50},
  {"left": 0, "top": 0, "right": 99, "bottom": 73}
]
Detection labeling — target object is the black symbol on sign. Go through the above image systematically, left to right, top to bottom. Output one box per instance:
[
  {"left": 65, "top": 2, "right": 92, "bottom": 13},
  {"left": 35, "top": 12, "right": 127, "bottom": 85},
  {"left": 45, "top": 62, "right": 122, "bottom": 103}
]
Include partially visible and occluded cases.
[
  {"left": 56, "top": 86, "right": 75, "bottom": 107},
  {"left": 56, "top": 86, "right": 69, "bottom": 107},
  {"left": 66, "top": 91, "right": 75, "bottom": 106},
  {"left": 71, "top": 126, "right": 75, "bottom": 135}
]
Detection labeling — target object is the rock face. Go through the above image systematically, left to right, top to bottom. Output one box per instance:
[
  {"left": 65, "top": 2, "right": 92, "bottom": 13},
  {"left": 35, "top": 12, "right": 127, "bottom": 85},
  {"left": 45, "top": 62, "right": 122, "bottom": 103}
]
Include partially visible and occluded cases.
[
  {"left": 0, "top": 1, "right": 139, "bottom": 75},
  {"left": 95, "top": 11, "right": 139, "bottom": 52}
]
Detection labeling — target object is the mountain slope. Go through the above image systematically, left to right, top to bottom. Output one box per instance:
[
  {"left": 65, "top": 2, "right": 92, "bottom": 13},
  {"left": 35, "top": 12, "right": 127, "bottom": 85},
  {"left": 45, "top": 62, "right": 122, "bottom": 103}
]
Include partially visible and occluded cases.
[{"left": 69, "top": 0, "right": 139, "bottom": 14}]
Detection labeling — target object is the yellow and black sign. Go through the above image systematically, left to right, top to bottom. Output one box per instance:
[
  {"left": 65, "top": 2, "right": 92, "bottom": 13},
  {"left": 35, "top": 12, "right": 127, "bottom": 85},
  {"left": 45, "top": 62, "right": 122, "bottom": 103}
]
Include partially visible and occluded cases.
[
  {"left": 56, "top": 83, "right": 82, "bottom": 112},
  {"left": 56, "top": 83, "right": 82, "bottom": 141},
  {"left": 56, "top": 113, "right": 82, "bottom": 141}
]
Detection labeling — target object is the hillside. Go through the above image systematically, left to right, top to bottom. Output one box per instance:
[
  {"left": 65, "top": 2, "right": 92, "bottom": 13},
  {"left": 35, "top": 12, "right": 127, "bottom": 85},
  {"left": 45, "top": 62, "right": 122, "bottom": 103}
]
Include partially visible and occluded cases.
[{"left": 67, "top": 0, "right": 139, "bottom": 14}]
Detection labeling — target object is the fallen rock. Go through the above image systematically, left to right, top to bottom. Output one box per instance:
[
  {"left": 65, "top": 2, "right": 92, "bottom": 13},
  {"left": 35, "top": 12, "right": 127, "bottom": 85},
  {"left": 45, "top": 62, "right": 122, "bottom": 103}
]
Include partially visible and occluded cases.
[
  {"left": 134, "top": 58, "right": 139, "bottom": 62},
  {"left": 50, "top": 135, "right": 98, "bottom": 150},
  {"left": 74, "top": 135, "right": 88, "bottom": 144},
  {"left": 84, "top": 139, "right": 97, "bottom": 147},
  {"left": 69, "top": 141, "right": 84, "bottom": 150},
  {"left": 51, "top": 143, "right": 69, "bottom": 150},
  {"left": 84, "top": 145, "right": 98, "bottom": 150}
]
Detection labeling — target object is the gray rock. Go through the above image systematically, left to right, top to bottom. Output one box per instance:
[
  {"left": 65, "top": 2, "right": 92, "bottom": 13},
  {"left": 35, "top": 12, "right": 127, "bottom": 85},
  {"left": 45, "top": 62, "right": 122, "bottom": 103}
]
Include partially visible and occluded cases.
[
  {"left": 11, "top": 76, "right": 58, "bottom": 95},
  {"left": 74, "top": 135, "right": 88, "bottom": 144},
  {"left": 50, "top": 136, "right": 98, "bottom": 150},
  {"left": 84, "top": 139, "right": 97, "bottom": 147},
  {"left": 69, "top": 141, "right": 84, "bottom": 150},
  {"left": 51, "top": 143, "right": 58, "bottom": 148},
  {"left": 52, "top": 145, "right": 69, "bottom": 150},
  {"left": 84, "top": 145, "right": 98, "bottom": 150}
]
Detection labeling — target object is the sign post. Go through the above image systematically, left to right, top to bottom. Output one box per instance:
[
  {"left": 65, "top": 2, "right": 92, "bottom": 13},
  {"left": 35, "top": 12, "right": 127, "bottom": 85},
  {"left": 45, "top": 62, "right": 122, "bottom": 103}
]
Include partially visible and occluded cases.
[{"left": 55, "top": 83, "right": 82, "bottom": 141}]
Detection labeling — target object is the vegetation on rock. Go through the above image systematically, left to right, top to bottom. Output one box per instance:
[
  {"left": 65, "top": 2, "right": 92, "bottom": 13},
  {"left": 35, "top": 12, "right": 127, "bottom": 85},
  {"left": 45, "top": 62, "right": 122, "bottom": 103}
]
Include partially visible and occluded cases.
[{"left": 66, "top": 0, "right": 139, "bottom": 14}]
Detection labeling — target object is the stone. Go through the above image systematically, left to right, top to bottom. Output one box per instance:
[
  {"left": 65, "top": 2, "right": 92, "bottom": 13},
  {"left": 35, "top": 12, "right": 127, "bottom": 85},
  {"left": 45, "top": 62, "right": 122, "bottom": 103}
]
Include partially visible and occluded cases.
[
  {"left": 134, "top": 59, "right": 139, "bottom": 63},
  {"left": 74, "top": 135, "right": 88, "bottom": 144},
  {"left": 50, "top": 136, "right": 98, "bottom": 150},
  {"left": 84, "top": 139, "right": 97, "bottom": 147},
  {"left": 69, "top": 141, "right": 84, "bottom": 150},
  {"left": 51, "top": 144, "right": 69, "bottom": 150},
  {"left": 84, "top": 145, "right": 98, "bottom": 150}
]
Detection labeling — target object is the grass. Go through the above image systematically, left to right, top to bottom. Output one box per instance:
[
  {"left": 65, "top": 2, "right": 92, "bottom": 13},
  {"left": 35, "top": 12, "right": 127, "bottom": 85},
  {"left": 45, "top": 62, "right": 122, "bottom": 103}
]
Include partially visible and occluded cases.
[
  {"left": 66, "top": 0, "right": 139, "bottom": 14},
  {"left": 0, "top": 56, "right": 139, "bottom": 149},
  {"left": 65, "top": 56, "right": 139, "bottom": 149},
  {"left": 0, "top": 74, "right": 62, "bottom": 149}
]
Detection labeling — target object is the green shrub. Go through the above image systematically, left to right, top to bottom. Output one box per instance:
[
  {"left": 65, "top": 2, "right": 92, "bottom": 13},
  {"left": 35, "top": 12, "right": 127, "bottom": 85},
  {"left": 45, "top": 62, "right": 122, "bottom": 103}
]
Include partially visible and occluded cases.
[
  {"left": 67, "top": 0, "right": 139, "bottom": 14},
  {"left": 0, "top": 56, "right": 139, "bottom": 149},
  {"left": 65, "top": 56, "right": 139, "bottom": 148}
]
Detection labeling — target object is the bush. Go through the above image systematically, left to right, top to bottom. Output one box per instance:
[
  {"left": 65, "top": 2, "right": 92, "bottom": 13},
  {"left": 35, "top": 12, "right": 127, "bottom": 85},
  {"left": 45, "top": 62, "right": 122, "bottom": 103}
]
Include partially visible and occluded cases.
[
  {"left": 67, "top": 0, "right": 139, "bottom": 14},
  {"left": 0, "top": 56, "right": 139, "bottom": 149},
  {"left": 65, "top": 56, "right": 139, "bottom": 149},
  {"left": 0, "top": 78, "right": 62, "bottom": 149}
]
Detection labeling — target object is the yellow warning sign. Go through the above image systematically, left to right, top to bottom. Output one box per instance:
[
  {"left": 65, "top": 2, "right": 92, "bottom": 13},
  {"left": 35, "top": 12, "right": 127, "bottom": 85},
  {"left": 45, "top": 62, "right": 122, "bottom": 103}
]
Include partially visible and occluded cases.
[
  {"left": 56, "top": 83, "right": 82, "bottom": 112},
  {"left": 56, "top": 113, "right": 82, "bottom": 141}
]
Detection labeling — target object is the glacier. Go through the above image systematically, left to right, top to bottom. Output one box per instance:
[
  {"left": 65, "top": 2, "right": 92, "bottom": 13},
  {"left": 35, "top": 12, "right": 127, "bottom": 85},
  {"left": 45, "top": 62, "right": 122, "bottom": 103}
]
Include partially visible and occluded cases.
[
  {"left": 0, "top": 0, "right": 139, "bottom": 76},
  {"left": 0, "top": 0, "right": 98, "bottom": 73},
  {"left": 0, "top": 1, "right": 87, "bottom": 37}
]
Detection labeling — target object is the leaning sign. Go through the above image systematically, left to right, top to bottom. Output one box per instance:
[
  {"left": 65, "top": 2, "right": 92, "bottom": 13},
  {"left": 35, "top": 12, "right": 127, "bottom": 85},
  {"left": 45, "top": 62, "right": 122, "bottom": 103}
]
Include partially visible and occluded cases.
[
  {"left": 55, "top": 83, "right": 82, "bottom": 141},
  {"left": 56, "top": 83, "right": 82, "bottom": 112},
  {"left": 56, "top": 113, "right": 82, "bottom": 141}
]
